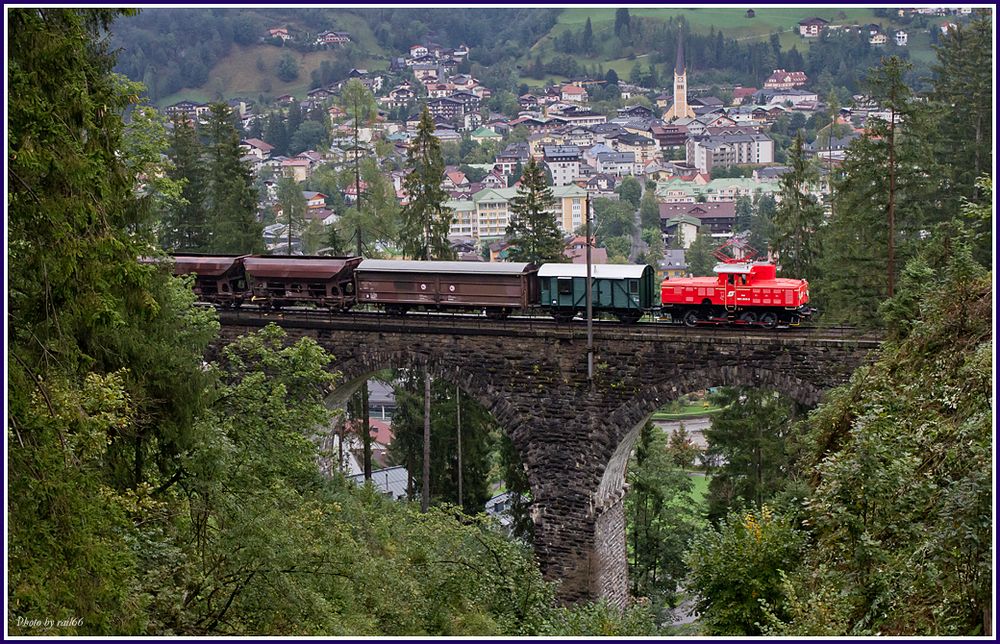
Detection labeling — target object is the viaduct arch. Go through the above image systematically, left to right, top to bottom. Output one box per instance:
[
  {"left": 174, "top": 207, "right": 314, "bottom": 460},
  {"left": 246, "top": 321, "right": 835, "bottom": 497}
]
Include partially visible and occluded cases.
[{"left": 215, "top": 311, "right": 880, "bottom": 606}]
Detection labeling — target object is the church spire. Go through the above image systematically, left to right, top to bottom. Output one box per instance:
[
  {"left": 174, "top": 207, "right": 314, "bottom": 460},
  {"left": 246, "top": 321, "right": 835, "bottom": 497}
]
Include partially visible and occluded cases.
[
  {"left": 664, "top": 28, "right": 694, "bottom": 122},
  {"left": 675, "top": 31, "right": 685, "bottom": 76}
]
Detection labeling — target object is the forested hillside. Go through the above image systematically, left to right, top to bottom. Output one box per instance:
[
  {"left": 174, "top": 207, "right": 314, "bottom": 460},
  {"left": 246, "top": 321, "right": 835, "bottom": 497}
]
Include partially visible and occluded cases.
[
  {"left": 112, "top": 7, "right": 939, "bottom": 106},
  {"left": 685, "top": 214, "right": 993, "bottom": 635}
]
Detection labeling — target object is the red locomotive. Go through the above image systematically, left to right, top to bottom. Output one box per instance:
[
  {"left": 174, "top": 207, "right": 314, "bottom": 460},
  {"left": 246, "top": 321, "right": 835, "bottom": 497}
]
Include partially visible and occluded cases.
[{"left": 661, "top": 259, "right": 813, "bottom": 328}]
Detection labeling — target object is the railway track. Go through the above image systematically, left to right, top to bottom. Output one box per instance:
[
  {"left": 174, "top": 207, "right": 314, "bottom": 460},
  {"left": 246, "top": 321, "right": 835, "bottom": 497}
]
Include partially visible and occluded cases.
[{"left": 215, "top": 305, "right": 883, "bottom": 344}]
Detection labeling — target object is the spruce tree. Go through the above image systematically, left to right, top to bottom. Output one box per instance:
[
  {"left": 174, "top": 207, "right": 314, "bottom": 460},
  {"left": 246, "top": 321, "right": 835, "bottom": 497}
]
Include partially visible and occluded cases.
[
  {"left": 928, "top": 10, "right": 992, "bottom": 209},
  {"left": 582, "top": 17, "right": 594, "bottom": 53},
  {"left": 818, "top": 57, "right": 935, "bottom": 325},
  {"left": 341, "top": 79, "right": 377, "bottom": 255},
  {"left": 203, "top": 103, "right": 263, "bottom": 254},
  {"left": 399, "top": 107, "right": 454, "bottom": 260},
  {"left": 263, "top": 111, "right": 289, "bottom": 157},
  {"left": 163, "top": 116, "right": 208, "bottom": 251},
  {"left": 771, "top": 133, "right": 823, "bottom": 280},
  {"left": 505, "top": 158, "right": 563, "bottom": 264},
  {"left": 276, "top": 176, "right": 307, "bottom": 254}
]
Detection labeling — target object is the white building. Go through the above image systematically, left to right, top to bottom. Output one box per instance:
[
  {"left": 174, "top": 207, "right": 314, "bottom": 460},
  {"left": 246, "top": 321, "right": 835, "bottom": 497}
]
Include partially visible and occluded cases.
[
  {"left": 686, "top": 133, "right": 775, "bottom": 174},
  {"left": 542, "top": 145, "right": 581, "bottom": 187}
]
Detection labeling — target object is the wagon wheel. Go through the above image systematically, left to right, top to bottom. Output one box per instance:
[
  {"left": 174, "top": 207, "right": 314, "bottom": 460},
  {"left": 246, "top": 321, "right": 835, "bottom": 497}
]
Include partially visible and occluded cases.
[
  {"left": 386, "top": 304, "right": 409, "bottom": 316},
  {"left": 485, "top": 307, "right": 510, "bottom": 320},
  {"left": 683, "top": 309, "right": 700, "bottom": 328},
  {"left": 615, "top": 310, "right": 642, "bottom": 324},
  {"left": 551, "top": 311, "right": 575, "bottom": 323},
  {"left": 739, "top": 311, "right": 758, "bottom": 324},
  {"left": 760, "top": 312, "right": 778, "bottom": 329}
]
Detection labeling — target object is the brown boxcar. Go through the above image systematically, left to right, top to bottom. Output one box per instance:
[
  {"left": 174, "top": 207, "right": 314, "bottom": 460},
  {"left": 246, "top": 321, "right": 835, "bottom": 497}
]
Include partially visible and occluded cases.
[
  {"left": 170, "top": 254, "right": 248, "bottom": 306},
  {"left": 243, "top": 255, "right": 363, "bottom": 310},
  {"left": 354, "top": 259, "right": 537, "bottom": 319}
]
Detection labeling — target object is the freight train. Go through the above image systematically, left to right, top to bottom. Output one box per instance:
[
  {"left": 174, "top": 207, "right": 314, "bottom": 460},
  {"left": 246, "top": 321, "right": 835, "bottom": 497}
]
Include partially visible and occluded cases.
[{"left": 158, "top": 253, "right": 813, "bottom": 328}]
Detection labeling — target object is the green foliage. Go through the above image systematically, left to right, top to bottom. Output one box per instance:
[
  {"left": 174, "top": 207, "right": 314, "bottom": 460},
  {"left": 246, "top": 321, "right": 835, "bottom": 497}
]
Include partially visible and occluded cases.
[
  {"left": 7, "top": 8, "right": 217, "bottom": 632},
  {"left": 926, "top": 10, "right": 993, "bottom": 225},
  {"left": 276, "top": 52, "right": 299, "bottom": 82},
  {"left": 817, "top": 56, "right": 937, "bottom": 326},
  {"left": 202, "top": 103, "right": 265, "bottom": 254},
  {"left": 123, "top": 104, "right": 187, "bottom": 235},
  {"left": 399, "top": 108, "right": 454, "bottom": 260},
  {"left": 163, "top": 117, "right": 210, "bottom": 250},
  {"left": 771, "top": 134, "right": 823, "bottom": 280},
  {"left": 505, "top": 158, "right": 564, "bottom": 264},
  {"left": 276, "top": 176, "right": 307, "bottom": 252},
  {"left": 616, "top": 176, "right": 642, "bottom": 209},
  {"left": 639, "top": 189, "right": 660, "bottom": 230},
  {"left": 592, "top": 197, "right": 634, "bottom": 240},
  {"left": 639, "top": 227, "right": 664, "bottom": 268},
  {"left": 684, "top": 232, "right": 716, "bottom": 277},
  {"left": 603, "top": 235, "right": 632, "bottom": 264},
  {"left": 785, "top": 255, "right": 992, "bottom": 635},
  {"left": 387, "top": 373, "right": 495, "bottom": 513},
  {"left": 703, "top": 388, "right": 799, "bottom": 523},
  {"left": 625, "top": 423, "right": 703, "bottom": 613},
  {"left": 666, "top": 424, "right": 700, "bottom": 469},
  {"left": 496, "top": 432, "right": 534, "bottom": 544},
  {"left": 685, "top": 506, "right": 806, "bottom": 635},
  {"left": 541, "top": 600, "right": 657, "bottom": 636}
]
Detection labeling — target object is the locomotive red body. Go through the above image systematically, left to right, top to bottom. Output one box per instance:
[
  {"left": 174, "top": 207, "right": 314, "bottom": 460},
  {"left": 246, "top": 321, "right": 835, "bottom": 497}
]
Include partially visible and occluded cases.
[{"left": 660, "top": 261, "right": 813, "bottom": 328}]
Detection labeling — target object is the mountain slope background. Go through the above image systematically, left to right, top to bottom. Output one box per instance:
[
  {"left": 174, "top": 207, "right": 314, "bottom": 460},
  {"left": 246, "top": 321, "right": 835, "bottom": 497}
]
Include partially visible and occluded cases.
[{"left": 111, "top": 7, "right": 942, "bottom": 106}]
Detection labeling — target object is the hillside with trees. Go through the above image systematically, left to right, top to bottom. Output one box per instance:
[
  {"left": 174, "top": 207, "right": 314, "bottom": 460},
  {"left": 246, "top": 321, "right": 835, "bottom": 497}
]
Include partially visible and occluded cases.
[{"left": 111, "top": 7, "right": 941, "bottom": 106}]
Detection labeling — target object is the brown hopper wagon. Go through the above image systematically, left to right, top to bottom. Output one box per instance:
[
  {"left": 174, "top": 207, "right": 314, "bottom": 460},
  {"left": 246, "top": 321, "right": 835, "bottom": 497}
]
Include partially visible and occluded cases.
[
  {"left": 242, "top": 255, "right": 363, "bottom": 311},
  {"left": 354, "top": 259, "right": 538, "bottom": 319}
]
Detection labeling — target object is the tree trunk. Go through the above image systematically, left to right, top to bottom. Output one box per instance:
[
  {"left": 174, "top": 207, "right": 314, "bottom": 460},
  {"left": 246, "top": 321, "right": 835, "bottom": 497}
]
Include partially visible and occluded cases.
[
  {"left": 887, "top": 105, "right": 896, "bottom": 298},
  {"left": 421, "top": 366, "right": 431, "bottom": 512},
  {"left": 361, "top": 383, "right": 372, "bottom": 480},
  {"left": 456, "top": 386, "right": 463, "bottom": 509}
]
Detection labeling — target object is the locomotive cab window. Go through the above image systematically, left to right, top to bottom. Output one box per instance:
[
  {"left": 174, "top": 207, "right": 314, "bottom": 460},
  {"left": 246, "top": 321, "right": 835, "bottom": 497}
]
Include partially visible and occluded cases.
[{"left": 557, "top": 278, "right": 573, "bottom": 295}]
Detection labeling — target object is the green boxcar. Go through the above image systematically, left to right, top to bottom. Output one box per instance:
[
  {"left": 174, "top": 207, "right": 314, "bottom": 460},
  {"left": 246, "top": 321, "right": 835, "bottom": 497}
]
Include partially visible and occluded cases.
[{"left": 536, "top": 263, "right": 656, "bottom": 323}]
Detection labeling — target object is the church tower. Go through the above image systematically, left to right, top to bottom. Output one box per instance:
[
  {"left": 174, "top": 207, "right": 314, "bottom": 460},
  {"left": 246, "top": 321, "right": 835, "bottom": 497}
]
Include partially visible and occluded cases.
[{"left": 663, "top": 32, "right": 695, "bottom": 121}]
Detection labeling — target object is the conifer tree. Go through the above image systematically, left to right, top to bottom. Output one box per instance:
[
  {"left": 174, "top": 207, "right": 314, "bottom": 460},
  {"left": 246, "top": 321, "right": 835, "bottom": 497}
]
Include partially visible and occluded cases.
[
  {"left": 928, "top": 10, "right": 992, "bottom": 209},
  {"left": 581, "top": 17, "right": 594, "bottom": 53},
  {"left": 818, "top": 57, "right": 935, "bottom": 325},
  {"left": 340, "top": 79, "right": 377, "bottom": 255},
  {"left": 203, "top": 103, "right": 263, "bottom": 254},
  {"left": 399, "top": 107, "right": 454, "bottom": 260},
  {"left": 263, "top": 111, "right": 289, "bottom": 157},
  {"left": 163, "top": 116, "right": 208, "bottom": 251},
  {"left": 771, "top": 133, "right": 823, "bottom": 280},
  {"left": 505, "top": 158, "right": 563, "bottom": 263},
  {"left": 276, "top": 176, "right": 307, "bottom": 254}
]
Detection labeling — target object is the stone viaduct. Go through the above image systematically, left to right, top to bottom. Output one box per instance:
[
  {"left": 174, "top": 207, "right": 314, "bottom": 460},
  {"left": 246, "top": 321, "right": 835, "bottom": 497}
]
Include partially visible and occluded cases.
[{"left": 214, "top": 310, "right": 881, "bottom": 607}]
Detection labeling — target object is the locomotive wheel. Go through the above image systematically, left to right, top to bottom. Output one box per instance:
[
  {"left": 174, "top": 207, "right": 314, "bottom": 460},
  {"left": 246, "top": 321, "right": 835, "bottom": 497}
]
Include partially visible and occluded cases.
[
  {"left": 682, "top": 310, "right": 700, "bottom": 328},
  {"left": 739, "top": 311, "right": 758, "bottom": 324},
  {"left": 760, "top": 312, "right": 778, "bottom": 329}
]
